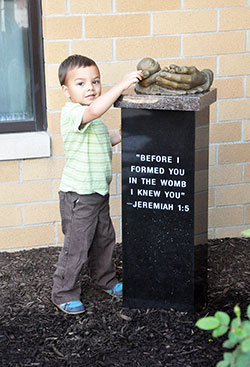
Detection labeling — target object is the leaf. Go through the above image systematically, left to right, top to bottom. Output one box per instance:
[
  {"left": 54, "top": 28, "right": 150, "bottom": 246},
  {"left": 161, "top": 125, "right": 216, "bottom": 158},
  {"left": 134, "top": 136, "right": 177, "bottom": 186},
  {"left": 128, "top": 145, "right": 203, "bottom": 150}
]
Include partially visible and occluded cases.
[
  {"left": 234, "top": 305, "right": 241, "bottom": 318},
  {"left": 247, "top": 305, "right": 250, "bottom": 320},
  {"left": 215, "top": 312, "right": 231, "bottom": 326},
  {"left": 196, "top": 317, "right": 220, "bottom": 330},
  {"left": 231, "top": 318, "right": 240, "bottom": 329},
  {"left": 242, "top": 321, "right": 250, "bottom": 334},
  {"left": 213, "top": 325, "right": 228, "bottom": 338},
  {"left": 234, "top": 328, "right": 247, "bottom": 340},
  {"left": 228, "top": 330, "right": 240, "bottom": 343},
  {"left": 241, "top": 338, "right": 250, "bottom": 352},
  {"left": 223, "top": 339, "right": 238, "bottom": 349},
  {"left": 223, "top": 352, "right": 234, "bottom": 363},
  {"left": 235, "top": 353, "right": 250, "bottom": 367},
  {"left": 216, "top": 361, "right": 229, "bottom": 367}
]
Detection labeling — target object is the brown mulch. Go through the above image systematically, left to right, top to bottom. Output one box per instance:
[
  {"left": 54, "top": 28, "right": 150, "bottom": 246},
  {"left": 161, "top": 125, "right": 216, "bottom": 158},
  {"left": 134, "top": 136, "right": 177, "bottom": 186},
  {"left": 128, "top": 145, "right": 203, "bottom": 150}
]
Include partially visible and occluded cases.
[{"left": 0, "top": 238, "right": 249, "bottom": 367}]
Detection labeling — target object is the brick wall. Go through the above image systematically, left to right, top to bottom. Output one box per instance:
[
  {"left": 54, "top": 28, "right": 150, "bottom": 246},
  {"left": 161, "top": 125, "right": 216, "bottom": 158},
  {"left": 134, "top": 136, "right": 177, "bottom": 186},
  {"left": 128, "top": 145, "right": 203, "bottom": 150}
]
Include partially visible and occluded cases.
[{"left": 0, "top": 0, "right": 249, "bottom": 250}]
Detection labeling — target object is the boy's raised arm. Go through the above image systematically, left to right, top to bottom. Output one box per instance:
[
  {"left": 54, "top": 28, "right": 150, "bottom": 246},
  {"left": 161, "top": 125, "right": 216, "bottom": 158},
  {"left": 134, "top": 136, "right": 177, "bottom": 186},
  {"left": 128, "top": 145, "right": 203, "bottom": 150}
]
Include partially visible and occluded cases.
[{"left": 82, "top": 71, "right": 142, "bottom": 124}]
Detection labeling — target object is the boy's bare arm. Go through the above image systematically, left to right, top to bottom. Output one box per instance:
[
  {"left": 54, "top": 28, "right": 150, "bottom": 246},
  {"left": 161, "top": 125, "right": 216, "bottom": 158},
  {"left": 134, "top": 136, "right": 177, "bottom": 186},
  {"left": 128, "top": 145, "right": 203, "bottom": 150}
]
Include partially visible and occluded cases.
[{"left": 82, "top": 71, "right": 142, "bottom": 124}]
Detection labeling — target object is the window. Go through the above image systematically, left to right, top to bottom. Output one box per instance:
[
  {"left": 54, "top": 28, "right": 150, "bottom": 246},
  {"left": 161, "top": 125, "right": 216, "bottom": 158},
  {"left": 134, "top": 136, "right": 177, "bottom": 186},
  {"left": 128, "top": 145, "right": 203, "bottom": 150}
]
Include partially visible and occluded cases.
[{"left": 0, "top": 0, "right": 46, "bottom": 134}]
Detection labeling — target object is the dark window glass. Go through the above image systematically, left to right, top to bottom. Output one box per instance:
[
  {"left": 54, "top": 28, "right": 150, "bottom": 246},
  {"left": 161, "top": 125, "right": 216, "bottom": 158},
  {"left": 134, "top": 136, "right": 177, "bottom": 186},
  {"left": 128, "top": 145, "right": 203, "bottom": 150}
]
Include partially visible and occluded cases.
[{"left": 0, "top": 0, "right": 46, "bottom": 134}]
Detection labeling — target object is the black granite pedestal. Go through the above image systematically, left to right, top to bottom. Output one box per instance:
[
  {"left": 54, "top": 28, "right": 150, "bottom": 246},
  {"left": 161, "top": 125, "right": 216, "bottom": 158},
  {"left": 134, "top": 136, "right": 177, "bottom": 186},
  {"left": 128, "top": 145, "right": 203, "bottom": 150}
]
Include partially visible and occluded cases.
[{"left": 114, "top": 89, "right": 216, "bottom": 312}]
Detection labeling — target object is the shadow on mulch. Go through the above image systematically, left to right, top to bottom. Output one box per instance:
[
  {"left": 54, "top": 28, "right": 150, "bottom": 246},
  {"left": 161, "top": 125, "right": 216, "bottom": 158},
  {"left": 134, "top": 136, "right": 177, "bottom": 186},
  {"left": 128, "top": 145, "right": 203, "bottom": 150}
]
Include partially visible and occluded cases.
[{"left": 0, "top": 238, "right": 249, "bottom": 367}]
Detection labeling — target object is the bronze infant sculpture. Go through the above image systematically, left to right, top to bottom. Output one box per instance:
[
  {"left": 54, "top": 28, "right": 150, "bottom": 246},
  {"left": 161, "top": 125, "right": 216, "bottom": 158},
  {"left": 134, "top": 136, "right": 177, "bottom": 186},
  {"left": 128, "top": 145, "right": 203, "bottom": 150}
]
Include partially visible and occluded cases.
[{"left": 134, "top": 57, "right": 213, "bottom": 95}]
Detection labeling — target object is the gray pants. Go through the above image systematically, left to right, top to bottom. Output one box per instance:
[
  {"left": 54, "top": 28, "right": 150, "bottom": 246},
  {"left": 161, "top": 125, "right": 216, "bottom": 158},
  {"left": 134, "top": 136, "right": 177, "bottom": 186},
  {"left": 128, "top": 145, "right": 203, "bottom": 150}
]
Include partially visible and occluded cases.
[{"left": 51, "top": 191, "right": 117, "bottom": 304}]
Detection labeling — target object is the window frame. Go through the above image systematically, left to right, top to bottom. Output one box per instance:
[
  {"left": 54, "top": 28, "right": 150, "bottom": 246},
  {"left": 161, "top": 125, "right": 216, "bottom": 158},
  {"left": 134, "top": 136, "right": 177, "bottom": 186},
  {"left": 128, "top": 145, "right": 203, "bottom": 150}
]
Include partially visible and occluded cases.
[{"left": 0, "top": 0, "right": 47, "bottom": 134}]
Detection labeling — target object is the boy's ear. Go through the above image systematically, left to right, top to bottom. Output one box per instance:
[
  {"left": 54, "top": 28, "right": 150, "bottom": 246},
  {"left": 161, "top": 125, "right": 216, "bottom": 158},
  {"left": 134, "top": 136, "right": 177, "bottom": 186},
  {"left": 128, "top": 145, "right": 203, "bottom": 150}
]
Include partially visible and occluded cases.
[{"left": 62, "top": 85, "right": 70, "bottom": 98}]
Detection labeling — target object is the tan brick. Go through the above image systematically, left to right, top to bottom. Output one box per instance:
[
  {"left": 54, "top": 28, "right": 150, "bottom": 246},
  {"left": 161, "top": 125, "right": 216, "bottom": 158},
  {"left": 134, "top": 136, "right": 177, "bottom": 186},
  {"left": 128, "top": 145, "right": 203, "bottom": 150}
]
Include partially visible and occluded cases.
[
  {"left": 42, "top": 0, "right": 67, "bottom": 15},
  {"left": 70, "top": 0, "right": 112, "bottom": 14},
  {"left": 117, "top": 0, "right": 180, "bottom": 12},
  {"left": 184, "top": 0, "right": 246, "bottom": 8},
  {"left": 220, "top": 8, "right": 250, "bottom": 31},
  {"left": 153, "top": 10, "right": 216, "bottom": 35},
  {"left": 85, "top": 14, "right": 150, "bottom": 38},
  {"left": 44, "top": 17, "right": 82, "bottom": 40},
  {"left": 183, "top": 32, "right": 245, "bottom": 56},
  {"left": 116, "top": 36, "right": 180, "bottom": 60},
  {"left": 71, "top": 40, "right": 113, "bottom": 61},
  {"left": 44, "top": 41, "right": 68, "bottom": 64},
  {"left": 219, "top": 55, "right": 250, "bottom": 76},
  {"left": 99, "top": 61, "right": 135, "bottom": 85},
  {"left": 45, "top": 64, "right": 60, "bottom": 88},
  {"left": 247, "top": 77, "right": 250, "bottom": 97},
  {"left": 213, "top": 78, "right": 244, "bottom": 99},
  {"left": 46, "top": 88, "right": 67, "bottom": 111},
  {"left": 219, "top": 99, "right": 250, "bottom": 121},
  {"left": 210, "top": 103, "right": 217, "bottom": 123},
  {"left": 103, "top": 109, "right": 121, "bottom": 130},
  {"left": 47, "top": 112, "right": 61, "bottom": 134},
  {"left": 244, "top": 121, "right": 250, "bottom": 141},
  {"left": 210, "top": 122, "right": 242, "bottom": 143},
  {"left": 51, "top": 135, "right": 64, "bottom": 156},
  {"left": 218, "top": 143, "right": 250, "bottom": 164},
  {"left": 209, "top": 145, "right": 217, "bottom": 166},
  {"left": 112, "top": 153, "right": 121, "bottom": 173},
  {"left": 22, "top": 158, "right": 65, "bottom": 180},
  {"left": 0, "top": 161, "right": 19, "bottom": 182},
  {"left": 243, "top": 163, "right": 250, "bottom": 183},
  {"left": 209, "top": 165, "right": 242, "bottom": 186},
  {"left": 118, "top": 174, "right": 122, "bottom": 195},
  {"left": 110, "top": 175, "right": 118, "bottom": 195},
  {"left": 53, "top": 180, "right": 61, "bottom": 199},
  {"left": 0, "top": 182, "right": 52, "bottom": 205},
  {"left": 216, "top": 184, "right": 250, "bottom": 206},
  {"left": 208, "top": 188, "right": 215, "bottom": 207},
  {"left": 110, "top": 196, "right": 121, "bottom": 217},
  {"left": 24, "top": 203, "right": 60, "bottom": 225},
  {"left": 245, "top": 205, "right": 250, "bottom": 224},
  {"left": 208, "top": 206, "right": 243, "bottom": 227},
  {"left": 0, "top": 207, "right": 22, "bottom": 227},
  {"left": 112, "top": 218, "right": 121, "bottom": 242},
  {"left": 115, "top": 221, "right": 122, "bottom": 242},
  {"left": 57, "top": 223, "right": 64, "bottom": 244},
  {"left": 0, "top": 225, "right": 55, "bottom": 250},
  {"left": 216, "top": 226, "right": 246, "bottom": 239},
  {"left": 208, "top": 228, "right": 215, "bottom": 239}
]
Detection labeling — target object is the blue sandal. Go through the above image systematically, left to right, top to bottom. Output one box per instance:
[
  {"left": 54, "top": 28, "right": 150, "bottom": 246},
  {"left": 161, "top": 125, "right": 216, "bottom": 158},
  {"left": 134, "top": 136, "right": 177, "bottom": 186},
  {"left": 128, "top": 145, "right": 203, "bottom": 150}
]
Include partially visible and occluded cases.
[
  {"left": 105, "top": 282, "right": 123, "bottom": 297},
  {"left": 52, "top": 300, "right": 85, "bottom": 314}
]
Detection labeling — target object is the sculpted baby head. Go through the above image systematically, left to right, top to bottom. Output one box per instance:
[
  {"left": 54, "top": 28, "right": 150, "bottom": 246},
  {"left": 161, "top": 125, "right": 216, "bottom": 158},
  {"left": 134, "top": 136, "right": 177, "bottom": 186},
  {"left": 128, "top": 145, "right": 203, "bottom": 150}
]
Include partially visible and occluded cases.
[{"left": 137, "top": 58, "right": 161, "bottom": 78}]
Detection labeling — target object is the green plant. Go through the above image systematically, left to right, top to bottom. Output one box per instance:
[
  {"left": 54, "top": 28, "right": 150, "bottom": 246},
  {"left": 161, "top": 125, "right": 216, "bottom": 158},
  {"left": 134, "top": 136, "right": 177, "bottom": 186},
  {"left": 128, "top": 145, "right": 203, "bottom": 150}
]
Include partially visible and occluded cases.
[{"left": 196, "top": 304, "right": 250, "bottom": 367}]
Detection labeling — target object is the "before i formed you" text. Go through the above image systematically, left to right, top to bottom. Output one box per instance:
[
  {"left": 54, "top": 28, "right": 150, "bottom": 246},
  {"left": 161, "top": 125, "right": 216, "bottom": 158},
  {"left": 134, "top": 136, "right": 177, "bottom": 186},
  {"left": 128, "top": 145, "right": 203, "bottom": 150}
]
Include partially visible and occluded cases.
[{"left": 126, "top": 153, "right": 190, "bottom": 213}]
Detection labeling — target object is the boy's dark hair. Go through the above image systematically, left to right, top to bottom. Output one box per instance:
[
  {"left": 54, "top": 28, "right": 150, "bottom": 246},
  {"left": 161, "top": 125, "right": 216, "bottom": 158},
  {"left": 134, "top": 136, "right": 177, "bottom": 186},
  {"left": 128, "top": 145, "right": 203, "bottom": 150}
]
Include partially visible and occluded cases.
[{"left": 58, "top": 55, "right": 98, "bottom": 86}]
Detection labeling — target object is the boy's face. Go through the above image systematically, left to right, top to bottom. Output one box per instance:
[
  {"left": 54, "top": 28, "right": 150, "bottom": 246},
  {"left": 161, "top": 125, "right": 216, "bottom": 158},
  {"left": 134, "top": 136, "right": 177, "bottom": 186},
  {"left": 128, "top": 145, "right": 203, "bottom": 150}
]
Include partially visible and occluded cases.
[{"left": 62, "top": 65, "right": 101, "bottom": 105}]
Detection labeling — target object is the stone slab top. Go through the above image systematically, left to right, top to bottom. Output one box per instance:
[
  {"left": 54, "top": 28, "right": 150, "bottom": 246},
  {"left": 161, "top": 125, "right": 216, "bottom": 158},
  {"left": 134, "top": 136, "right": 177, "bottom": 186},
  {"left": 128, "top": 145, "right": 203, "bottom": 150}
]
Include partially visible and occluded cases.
[{"left": 114, "top": 88, "right": 217, "bottom": 112}]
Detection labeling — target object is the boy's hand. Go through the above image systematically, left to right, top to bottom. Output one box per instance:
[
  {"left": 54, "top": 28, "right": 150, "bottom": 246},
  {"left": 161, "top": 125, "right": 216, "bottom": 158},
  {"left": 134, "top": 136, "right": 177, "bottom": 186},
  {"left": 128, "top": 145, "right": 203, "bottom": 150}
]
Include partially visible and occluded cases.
[
  {"left": 83, "top": 70, "right": 142, "bottom": 123},
  {"left": 119, "top": 71, "right": 143, "bottom": 91}
]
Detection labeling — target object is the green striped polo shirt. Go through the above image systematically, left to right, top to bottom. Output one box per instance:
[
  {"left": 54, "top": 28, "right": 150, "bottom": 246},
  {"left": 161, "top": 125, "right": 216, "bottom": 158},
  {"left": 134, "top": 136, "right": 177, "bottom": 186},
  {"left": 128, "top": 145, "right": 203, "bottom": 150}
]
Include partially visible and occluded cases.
[{"left": 59, "top": 101, "right": 112, "bottom": 196}]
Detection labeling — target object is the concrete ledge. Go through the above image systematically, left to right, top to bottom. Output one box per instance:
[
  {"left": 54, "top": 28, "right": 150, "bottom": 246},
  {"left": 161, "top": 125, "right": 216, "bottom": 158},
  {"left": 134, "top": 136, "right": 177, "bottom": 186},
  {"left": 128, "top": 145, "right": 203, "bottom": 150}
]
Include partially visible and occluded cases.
[{"left": 0, "top": 131, "right": 51, "bottom": 161}]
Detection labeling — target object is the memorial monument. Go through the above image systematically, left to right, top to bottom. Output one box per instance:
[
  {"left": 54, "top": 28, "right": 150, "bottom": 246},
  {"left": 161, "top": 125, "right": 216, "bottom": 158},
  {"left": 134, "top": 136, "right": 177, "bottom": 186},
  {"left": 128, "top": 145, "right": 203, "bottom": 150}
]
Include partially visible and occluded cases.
[{"left": 114, "top": 58, "right": 216, "bottom": 312}]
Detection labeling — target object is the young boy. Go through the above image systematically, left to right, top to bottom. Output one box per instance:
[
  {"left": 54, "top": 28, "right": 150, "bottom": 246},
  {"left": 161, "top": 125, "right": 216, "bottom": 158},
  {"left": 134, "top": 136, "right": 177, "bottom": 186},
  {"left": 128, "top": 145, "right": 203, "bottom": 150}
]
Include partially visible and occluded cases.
[{"left": 51, "top": 55, "right": 142, "bottom": 315}]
